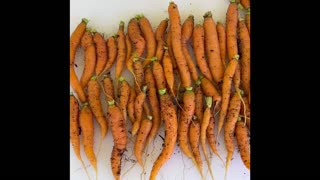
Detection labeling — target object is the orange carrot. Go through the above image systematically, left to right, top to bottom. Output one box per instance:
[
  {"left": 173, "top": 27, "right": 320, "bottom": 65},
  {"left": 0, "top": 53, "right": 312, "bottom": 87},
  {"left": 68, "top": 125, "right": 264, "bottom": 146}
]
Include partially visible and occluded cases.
[
  {"left": 240, "top": 0, "right": 250, "bottom": 10},
  {"left": 168, "top": 2, "right": 192, "bottom": 88},
  {"left": 226, "top": 2, "right": 239, "bottom": 61},
  {"left": 245, "top": 10, "right": 250, "bottom": 35},
  {"left": 203, "top": 11, "right": 224, "bottom": 85},
  {"left": 137, "top": 15, "right": 156, "bottom": 67},
  {"left": 182, "top": 15, "right": 200, "bottom": 82},
  {"left": 127, "top": 17, "right": 146, "bottom": 66},
  {"left": 70, "top": 18, "right": 88, "bottom": 65},
  {"left": 155, "top": 19, "right": 168, "bottom": 62},
  {"left": 239, "top": 20, "right": 250, "bottom": 98},
  {"left": 115, "top": 21, "right": 127, "bottom": 83},
  {"left": 217, "top": 22, "right": 227, "bottom": 68},
  {"left": 192, "top": 24, "right": 213, "bottom": 81},
  {"left": 166, "top": 29, "right": 177, "bottom": 69},
  {"left": 80, "top": 30, "right": 96, "bottom": 88},
  {"left": 93, "top": 32, "right": 107, "bottom": 76},
  {"left": 125, "top": 34, "right": 132, "bottom": 64},
  {"left": 101, "top": 36, "right": 118, "bottom": 75},
  {"left": 161, "top": 49, "right": 175, "bottom": 96},
  {"left": 133, "top": 58, "right": 144, "bottom": 93},
  {"left": 152, "top": 58, "right": 166, "bottom": 90},
  {"left": 70, "top": 66, "right": 87, "bottom": 103},
  {"left": 145, "top": 68, "right": 161, "bottom": 144},
  {"left": 102, "top": 74, "right": 115, "bottom": 102},
  {"left": 88, "top": 76, "right": 108, "bottom": 152},
  {"left": 197, "top": 76, "right": 221, "bottom": 102},
  {"left": 118, "top": 77, "right": 130, "bottom": 123},
  {"left": 127, "top": 86, "right": 136, "bottom": 123},
  {"left": 132, "top": 86, "right": 147, "bottom": 136},
  {"left": 194, "top": 86, "right": 204, "bottom": 124},
  {"left": 150, "top": 88, "right": 178, "bottom": 180},
  {"left": 224, "top": 93, "right": 241, "bottom": 177},
  {"left": 70, "top": 94, "right": 91, "bottom": 180},
  {"left": 240, "top": 96, "right": 250, "bottom": 130},
  {"left": 107, "top": 100, "right": 127, "bottom": 180},
  {"left": 79, "top": 103, "right": 97, "bottom": 176},
  {"left": 206, "top": 115, "right": 224, "bottom": 163},
  {"left": 134, "top": 117, "right": 153, "bottom": 166},
  {"left": 189, "top": 119, "right": 203, "bottom": 171},
  {"left": 235, "top": 119, "right": 250, "bottom": 170}
]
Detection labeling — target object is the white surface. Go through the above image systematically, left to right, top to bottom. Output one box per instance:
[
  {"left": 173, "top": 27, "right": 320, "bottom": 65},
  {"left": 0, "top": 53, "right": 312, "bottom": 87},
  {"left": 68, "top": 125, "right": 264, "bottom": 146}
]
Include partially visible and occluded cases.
[{"left": 70, "top": 0, "right": 250, "bottom": 180}]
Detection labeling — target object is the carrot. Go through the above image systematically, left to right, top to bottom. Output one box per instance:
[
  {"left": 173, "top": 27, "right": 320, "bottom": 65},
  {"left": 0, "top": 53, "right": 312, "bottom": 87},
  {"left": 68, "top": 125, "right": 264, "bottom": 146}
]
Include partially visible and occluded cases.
[
  {"left": 240, "top": 0, "right": 250, "bottom": 10},
  {"left": 168, "top": 2, "right": 192, "bottom": 88},
  {"left": 226, "top": 2, "right": 239, "bottom": 61},
  {"left": 245, "top": 10, "right": 250, "bottom": 35},
  {"left": 203, "top": 11, "right": 224, "bottom": 85},
  {"left": 137, "top": 15, "right": 156, "bottom": 67},
  {"left": 182, "top": 15, "right": 200, "bottom": 82},
  {"left": 70, "top": 18, "right": 88, "bottom": 65},
  {"left": 155, "top": 19, "right": 168, "bottom": 62},
  {"left": 239, "top": 20, "right": 250, "bottom": 98},
  {"left": 115, "top": 21, "right": 127, "bottom": 85},
  {"left": 216, "top": 22, "right": 227, "bottom": 68},
  {"left": 193, "top": 24, "right": 213, "bottom": 81},
  {"left": 166, "top": 29, "right": 177, "bottom": 69},
  {"left": 80, "top": 30, "right": 96, "bottom": 88},
  {"left": 93, "top": 32, "right": 107, "bottom": 76},
  {"left": 125, "top": 34, "right": 132, "bottom": 64},
  {"left": 101, "top": 36, "right": 118, "bottom": 75},
  {"left": 161, "top": 49, "right": 175, "bottom": 96},
  {"left": 217, "top": 57, "right": 239, "bottom": 137},
  {"left": 133, "top": 58, "right": 144, "bottom": 93},
  {"left": 151, "top": 58, "right": 166, "bottom": 90},
  {"left": 70, "top": 66, "right": 87, "bottom": 103},
  {"left": 145, "top": 68, "right": 161, "bottom": 144},
  {"left": 102, "top": 74, "right": 115, "bottom": 102},
  {"left": 88, "top": 76, "right": 108, "bottom": 154},
  {"left": 197, "top": 76, "right": 221, "bottom": 102},
  {"left": 118, "top": 77, "right": 130, "bottom": 123},
  {"left": 127, "top": 86, "right": 136, "bottom": 123},
  {"left": 132, "top": 86, "right": 147, "bottom": 136},
  {"left": 194, "top": 86, "right": 204, "bottom": 124},
  {"left": 149, "top": 88, "right": 178, "bottom": 180},
  {"left": 224, "top": 93, "right": 242, "bottom": 177},
  {"left": 70, "top": 94, "right": 91, "bottom": 180},
  {"left": 240, "top": 96, "right": 250, "bottom": 130},
  {"left": 200, "top": 97, "right": 215, "bottom": 180},
  {"left": 107, "top": 100, "right": 127, "bottom": 180},
  {"left": 79, "top": 103, "right": 97, "bottom": 177},
  {"left": 206, "top": 115, "right": 224, "bottom": 163},
  {"left": 134, "top": 116, "right": 153, "bottom": 166},
  {"left": 189, "top": 119, "right": 203, "bottom": 171},
  {"left": 235, "top": 120, "right": 250, "bottom": 170}
]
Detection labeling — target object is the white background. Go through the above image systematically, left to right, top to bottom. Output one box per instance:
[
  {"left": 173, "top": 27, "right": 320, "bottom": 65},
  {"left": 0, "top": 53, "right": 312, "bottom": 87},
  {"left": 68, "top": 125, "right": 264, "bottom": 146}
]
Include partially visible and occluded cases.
[{"left": 70, "top": 0, "right": 250, "bottom": 179}]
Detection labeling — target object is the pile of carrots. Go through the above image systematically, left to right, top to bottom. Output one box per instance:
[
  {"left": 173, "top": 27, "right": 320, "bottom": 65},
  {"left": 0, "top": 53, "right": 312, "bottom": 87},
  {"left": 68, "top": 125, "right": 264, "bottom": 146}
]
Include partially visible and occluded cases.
[{"left": 70, "top": 1, "right": 250, "bottom": 180}]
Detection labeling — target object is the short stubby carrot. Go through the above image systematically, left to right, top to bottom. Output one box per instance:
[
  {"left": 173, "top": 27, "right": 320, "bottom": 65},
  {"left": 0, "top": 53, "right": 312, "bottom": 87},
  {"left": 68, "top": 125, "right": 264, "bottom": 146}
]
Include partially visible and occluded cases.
[
  {"left": 168, "top": 2, "right": 192, "bottom": 88},
  {"left": 70, "top": 18, "right": 88, "bottom": 65},
  {"left": 80, "top": 31, "right": 96, "bottom": 88},
  {"left": 93, "top": 31, "right": 107, "bottom": 76},
  {"left": 134, "top": 117, "right": 153, "bottom": 166},
  {"left": 235, "top": 119, "right": 250, "bottom": 170}
]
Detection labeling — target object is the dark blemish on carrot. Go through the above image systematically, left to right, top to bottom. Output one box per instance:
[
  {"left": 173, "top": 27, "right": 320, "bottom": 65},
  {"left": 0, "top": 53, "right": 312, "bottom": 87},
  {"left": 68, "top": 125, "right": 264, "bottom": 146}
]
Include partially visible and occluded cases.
[
  {"left": 75, "top": 63, "right": 78, "bottom": 67},
  {"left": 159, "top": 134, "right": 165, "bottom": 140}
]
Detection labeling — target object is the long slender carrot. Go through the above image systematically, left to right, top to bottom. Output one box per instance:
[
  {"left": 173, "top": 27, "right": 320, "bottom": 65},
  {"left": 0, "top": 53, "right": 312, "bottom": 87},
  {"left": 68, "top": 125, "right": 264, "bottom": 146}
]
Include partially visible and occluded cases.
[
  {"left": 240, "top": 0, "right": 250, "bottom": 10},
  {"left": 226, "top": 1, "right": 239, "bottom": 61},
  {"left": 168, "top": 2, "right": 192, "bottom": 88},
  {"left": 245, "top": 10, "right": 250, "bottom": 35},
  {"left": 203, "top": 11, "right": 224, "bottom": 85},
  {"left": 137, "top": 15, "right": 156, "bottom": 67},
  {"left": 182, "top": 15, "right": 200, "bottom": 82},
  {"left": 70, "top": 18, "right": 88, "bottom": 65},
  {"left": 155, "top": 19, "right": 168, "bottom": 62},
  {"left": 239, "top": 20, "right": 250, "bottom": 98},
  {"left": 115, "top": 21, "right": 127, "bottom": 84},
  {"left": 216, "top": 22, "right": 227, "bottom": 68},
  {"left": 193, "top": 24, "right": 213, "bottom": 81},
  {"left": 166, "top": 29, "right": 177, "bottom": 69},
  {"left": 80, "top": 30, "right": 96, "bottom": 88},
  {"left": 93, "top": 32, "right": 107, "bottom": 76},
  {"left": 125, "top": 34, "right": 132, "bottom": 64},
  {"left": 101, "top": 36, "right": 118, "bottom": 75},
  {"left": 161, "top": 49, "right": 175, "bottom": 96},
  {"left": 217, "top": 57, "right": 239, "bottom": 137},
  {"left": 152, "top": 58, "right": 166, "bottom": 90},
  {"left": 70, "top": 66, "right": 86, "bottom": 103},
  {"left": 145, "top": 67, "right": 161, "bottom": 144},
  {"left": 88, "top": 76, "right": 108, "bottom": 154},
  {"left": 118, "top": 77, "right": 130, "bottom": 123},
  {"left": 127, "top": 86, "right": 136, "bottom": 123},
  {"left": 132, "top": 86, "right": 147, "bottom": 136},
  {"left": 149, "top": 88, "right": 178, "bottom": 180},
  {"left": 224, "top": 93, "right": 241, "bottom": 177},
  {"left": 70, "top": 94, "right": 91, "bottom": 180},
  {"left": 200, "top": 97, "right": 215, "bottom": 180},
  {"left": 107, "top": 100, "right": 127, "bottom": 180},
  {"left": 79, "top": 103, "right": 97, "bottom": 177},
  {"left": 206, "top": 115, "right": 224, "bottom": 163},
  {"left": 134, "top": 116, "right": 153, "bottom": 166},
  {"left": 189, "top": 119, "right": 203, "bottom": 171},
  {"left": 235, "top": 119, "right": 250, "bottom": 170}
]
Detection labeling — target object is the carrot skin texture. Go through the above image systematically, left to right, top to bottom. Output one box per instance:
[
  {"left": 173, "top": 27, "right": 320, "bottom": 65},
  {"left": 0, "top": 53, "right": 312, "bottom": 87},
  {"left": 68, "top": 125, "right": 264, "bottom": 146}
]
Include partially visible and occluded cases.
[
  {"left": 139, "top": 16, "right": 156, "bottom": 67},
  {"left": 70, "top": 18, "right": 88, "bottom": 65},
  {"left": 155, "top": 19, "right": 168, "bottom": 62},
  {"left": 239, "top": 20, "right": 251, "bottom": 98},
  {"left": 115, "top": 22, "right": 127, "bottom": 81},
  {"left": 217, "top": 22, "right": 227, "bottom": 68},
  {"left": 80, "top": 32, "right": 96, "bottom": 88},
  {"left": 93, "top": 32, "right": 108, "bottom": 76},
  {"left": 70, "top": 66, "right": 87, "bottom": 103},
  {"left": 134, "top": 118, "right": 153, "bottom": 166},
  {"left": 235, "top": 120, "right": 250, "bottom": 170}
]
